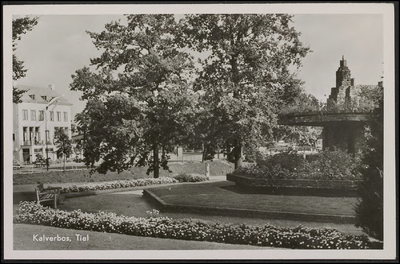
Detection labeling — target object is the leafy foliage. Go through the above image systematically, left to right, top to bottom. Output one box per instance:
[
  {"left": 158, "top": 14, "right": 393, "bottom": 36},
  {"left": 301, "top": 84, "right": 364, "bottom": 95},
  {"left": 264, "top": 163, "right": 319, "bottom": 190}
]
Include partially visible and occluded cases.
[
  {"left": 180, "top": 14, "right": 311, "bottom": 169},
  {"left": 70, "top": 15, "right": 196, "bottom": 177},
  {"left": 12, "top": 16, "right": 39, "bottom": 103},
  {"left": 280, "top": 85, "right": 383, "bottom": 116},
  {"left": 355, "top": 86, "right": 383, "bottom": 240},
  {"left": 280, "top": 92, "right": 323, "bottom": 115},
  {"left": 270, "top": 125, "right": 322, "bottom": 147},
  {"left": 54, "top": 129, "right": 73, "bottom": 171},
  {"left": 235, "top": 150, "right": 361, "bottom": 180},
  {"left": 172, "top": 172, "right": 209, "bottom": 183},
  {"left": 14, "top": 201, "right": 378, "bottom": 249}
]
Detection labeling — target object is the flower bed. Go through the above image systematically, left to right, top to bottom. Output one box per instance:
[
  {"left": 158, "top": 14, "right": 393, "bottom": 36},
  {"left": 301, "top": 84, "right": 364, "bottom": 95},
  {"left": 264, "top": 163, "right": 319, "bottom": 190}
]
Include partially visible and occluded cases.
[
  {"left": 60, "top": 177, "right": 179, "bottom": 193},
  {"left": 14, "top": 201, "right": 381, "bottom": 249}
]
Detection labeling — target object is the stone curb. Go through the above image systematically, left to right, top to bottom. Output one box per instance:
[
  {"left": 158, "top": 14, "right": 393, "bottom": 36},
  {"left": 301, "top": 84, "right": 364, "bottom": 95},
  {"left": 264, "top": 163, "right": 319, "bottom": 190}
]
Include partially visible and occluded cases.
[{"left": 143, "top": 189, "right": 356, "bottom": 224}]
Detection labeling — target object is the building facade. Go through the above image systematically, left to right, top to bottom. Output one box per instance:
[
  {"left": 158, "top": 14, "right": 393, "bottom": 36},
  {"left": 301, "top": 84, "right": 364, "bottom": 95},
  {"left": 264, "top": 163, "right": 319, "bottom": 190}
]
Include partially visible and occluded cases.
[{"left": 13, "top": 84, "right": 73, "bottom": 164}]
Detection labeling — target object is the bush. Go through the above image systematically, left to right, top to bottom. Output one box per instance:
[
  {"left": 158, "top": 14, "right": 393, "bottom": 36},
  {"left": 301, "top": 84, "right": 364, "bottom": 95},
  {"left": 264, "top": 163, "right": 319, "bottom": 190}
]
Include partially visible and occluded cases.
[
  {"left": 355, "top": 101, "right": 383, "bottom": 240},
  {"left": 235, "top": 150, "right": 361, "bottom": 180},
  {"left": 172, "top": 173, "right": 209, "bottom": 183},
  {"left": 14, "top": 201, "right": 378, "bottom": 249}
]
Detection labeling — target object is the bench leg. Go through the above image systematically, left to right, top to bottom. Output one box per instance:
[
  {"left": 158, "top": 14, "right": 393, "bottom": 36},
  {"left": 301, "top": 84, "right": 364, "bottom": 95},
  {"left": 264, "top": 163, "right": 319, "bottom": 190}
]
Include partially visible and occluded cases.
[{"left": 54, "top": 196, "right": 57, "bottom": 209}]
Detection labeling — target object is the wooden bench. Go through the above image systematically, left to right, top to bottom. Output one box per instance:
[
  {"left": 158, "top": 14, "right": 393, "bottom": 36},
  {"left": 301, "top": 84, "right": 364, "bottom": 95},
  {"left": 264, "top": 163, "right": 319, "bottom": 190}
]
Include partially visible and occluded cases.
[{"left": 35, "top": 187, "right": 62, "bottom": 208}]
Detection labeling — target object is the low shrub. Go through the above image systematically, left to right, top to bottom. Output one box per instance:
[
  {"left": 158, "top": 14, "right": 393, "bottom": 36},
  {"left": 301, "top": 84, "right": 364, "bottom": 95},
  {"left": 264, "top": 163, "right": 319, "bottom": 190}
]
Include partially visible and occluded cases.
[
  {"left": 235, "top": 150, "right": 361, "bottom": 180},
  {"left": 172, "top": 173, "right": 209, "bottom": 183},
  {"left": 60, "top": 177, "right": 178, "bottom": 193},
  {"left": 14, "top": 201, "right": 378, "bottom": 249}
]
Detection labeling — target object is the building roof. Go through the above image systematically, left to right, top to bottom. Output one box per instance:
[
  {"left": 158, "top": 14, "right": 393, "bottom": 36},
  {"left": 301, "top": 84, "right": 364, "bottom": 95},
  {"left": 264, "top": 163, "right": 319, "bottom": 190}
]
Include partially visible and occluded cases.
[{"left": 15, "top": 85, "right": 73, "bottom": 106}]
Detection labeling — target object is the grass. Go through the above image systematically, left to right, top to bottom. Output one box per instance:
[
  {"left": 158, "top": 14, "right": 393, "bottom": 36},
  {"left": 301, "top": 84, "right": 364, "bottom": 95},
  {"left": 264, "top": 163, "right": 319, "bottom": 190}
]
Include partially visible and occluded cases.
[
  {"left": 13, "top": 160, "right": 234, "bottom": 185},
  {"left": 147, "top": 181, "right": 358, "bottom": 217},
  {"left": 46, "top": 183, "right": 364, "bottom": 236},
  {"left": 13, "top": 224, "right": 262, "bottom": 250}
]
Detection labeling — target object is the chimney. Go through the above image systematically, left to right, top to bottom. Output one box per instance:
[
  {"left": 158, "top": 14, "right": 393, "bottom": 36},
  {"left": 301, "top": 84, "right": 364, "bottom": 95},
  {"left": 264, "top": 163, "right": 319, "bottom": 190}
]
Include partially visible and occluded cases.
[
  {"left": 351, "top": 78, "right": 355, "bottom": 86},
  {"left": 49, "top": 84, "right": 55, "bottom": 90}
]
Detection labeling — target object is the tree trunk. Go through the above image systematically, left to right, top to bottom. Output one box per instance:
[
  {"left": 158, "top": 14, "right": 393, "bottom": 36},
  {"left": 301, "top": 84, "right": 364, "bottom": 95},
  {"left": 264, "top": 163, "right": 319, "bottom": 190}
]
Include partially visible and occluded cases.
[
  {"left": 201, "top": 143, "right": 205, "bottom": 163},
  {"left": 153, "top": 144, "right": 159, "bottom": 178},
  {"left": 234, "top": 144, "right": 243, "bottom": 170},
  {"left": 63, "top": 155, "right": 66, "bottom": 171}
]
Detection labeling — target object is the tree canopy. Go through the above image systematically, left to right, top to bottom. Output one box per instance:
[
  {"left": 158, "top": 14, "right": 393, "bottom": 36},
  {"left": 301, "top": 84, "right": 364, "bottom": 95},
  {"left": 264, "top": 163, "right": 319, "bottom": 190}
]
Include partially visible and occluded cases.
[
  {"left": 71, "top": 14, "right": 311, "bottom": 175},
  {"left": 180, "top": 14, "right": 311, "bottom": 168},
  {"left": 71, "top": 15, "right": 196, "bottom": 177},
  {"left": 12, "top": 16, "right": 38, "bottom": 103}
]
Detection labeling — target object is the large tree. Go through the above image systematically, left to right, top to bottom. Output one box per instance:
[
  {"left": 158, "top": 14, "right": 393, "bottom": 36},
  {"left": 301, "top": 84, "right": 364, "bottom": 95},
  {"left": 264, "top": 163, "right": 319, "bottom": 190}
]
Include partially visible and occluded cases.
[
  {"left": 180, "top": 14, "right": 310, "bottom": 168},
  {"left": 70, "top": 15, "right": 196, "bottom": 178},
  {"left": 12, "top": 16, "right": 38, "bottom": 103}
]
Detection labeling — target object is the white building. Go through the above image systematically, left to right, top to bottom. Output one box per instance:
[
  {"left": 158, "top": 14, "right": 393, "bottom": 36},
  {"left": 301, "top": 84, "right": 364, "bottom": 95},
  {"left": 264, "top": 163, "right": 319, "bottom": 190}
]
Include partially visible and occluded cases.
[{"left": 13, "top": 84, "right": 73, "bottom": 164}]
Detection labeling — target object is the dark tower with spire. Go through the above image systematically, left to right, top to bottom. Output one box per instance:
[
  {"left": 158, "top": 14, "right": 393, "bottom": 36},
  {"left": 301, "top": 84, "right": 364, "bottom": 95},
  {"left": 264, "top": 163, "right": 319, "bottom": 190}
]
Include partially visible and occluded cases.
[
  {"left": 336, "top": 55, "right": 352, "bottom": 87},
  {"left": 329, "top": 56, "right": 355, "bottom": 105}
]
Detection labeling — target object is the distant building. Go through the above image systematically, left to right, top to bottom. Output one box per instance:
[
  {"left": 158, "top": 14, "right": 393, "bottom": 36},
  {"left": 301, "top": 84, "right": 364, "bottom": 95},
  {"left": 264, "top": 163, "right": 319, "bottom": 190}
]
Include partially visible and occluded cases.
[{"left": 13, "top": 84, "right": 73, "bottom": 164}]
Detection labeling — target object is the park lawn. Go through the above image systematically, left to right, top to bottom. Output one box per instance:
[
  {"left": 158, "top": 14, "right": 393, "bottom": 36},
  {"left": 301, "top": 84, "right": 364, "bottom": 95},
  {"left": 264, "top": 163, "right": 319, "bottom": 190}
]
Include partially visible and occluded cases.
[
  {"left": 13, "top": 160, "right": 234, "bottom": 185},
  {"left": 148, "top": 181, "right": 357, "bottom": 217},
  {"left": 51, "top": 182, "right": 363, "bottom": 236}
]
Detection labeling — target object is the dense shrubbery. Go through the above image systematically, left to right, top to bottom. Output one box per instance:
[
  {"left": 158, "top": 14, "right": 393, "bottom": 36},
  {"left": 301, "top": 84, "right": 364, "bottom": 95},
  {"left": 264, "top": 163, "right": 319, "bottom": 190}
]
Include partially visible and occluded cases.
[
  {"left": 355, "top": 98, "right": 383, "bottom": 241},
  {"left": 235, "top": 150, "right": 361, "bottom": 180},
  {"left": 172, "top": 173, "right": 209, "bottom": 183},
  {"left": 60, "top": 178, "right": 178, "bottom": 193},
  {"left": 14, "top": 201, "right": 378, "bottom": 249}
]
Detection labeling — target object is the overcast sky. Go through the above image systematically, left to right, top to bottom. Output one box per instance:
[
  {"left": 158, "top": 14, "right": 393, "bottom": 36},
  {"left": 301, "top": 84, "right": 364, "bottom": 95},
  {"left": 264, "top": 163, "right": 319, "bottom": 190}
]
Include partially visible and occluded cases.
[{"left": 13, "top": 13, "right": 384, "bottom": 119}]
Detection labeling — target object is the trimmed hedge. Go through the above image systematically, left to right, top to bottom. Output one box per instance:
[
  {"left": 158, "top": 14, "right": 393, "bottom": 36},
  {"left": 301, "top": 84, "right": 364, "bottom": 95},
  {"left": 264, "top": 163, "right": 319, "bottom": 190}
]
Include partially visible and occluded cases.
[
  {"left": 60, "top": 177, "right": 178, "bottom": 193},
  {"left": 14, "top": 201, "right": 379, "bottom": 249}
]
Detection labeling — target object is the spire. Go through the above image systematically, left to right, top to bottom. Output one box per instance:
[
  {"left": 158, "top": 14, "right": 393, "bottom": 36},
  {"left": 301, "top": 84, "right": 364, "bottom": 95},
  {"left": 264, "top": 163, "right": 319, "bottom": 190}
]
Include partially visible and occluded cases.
[
  {"left": 340, "top": 55, "right": 347, "bottom": 67},
  {"left": 336, "top": 56, "right": 351, "bottom": 87}
]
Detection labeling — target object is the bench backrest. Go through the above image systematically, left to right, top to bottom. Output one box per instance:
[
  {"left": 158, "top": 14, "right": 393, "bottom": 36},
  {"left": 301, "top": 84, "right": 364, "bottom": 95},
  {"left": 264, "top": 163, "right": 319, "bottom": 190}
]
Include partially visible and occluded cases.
[{"left": 35, "top": 187, "right": 61, "bottom": 208}]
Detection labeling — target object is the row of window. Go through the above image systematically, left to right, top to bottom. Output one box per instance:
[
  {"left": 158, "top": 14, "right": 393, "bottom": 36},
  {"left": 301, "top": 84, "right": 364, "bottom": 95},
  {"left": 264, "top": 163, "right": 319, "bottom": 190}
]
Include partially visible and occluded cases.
[
  {"left": 22, "top": 109, "right": 68, "bottom": 122},
  {"left": 14, "top": 126, "right": 70, "bottom": 143}
]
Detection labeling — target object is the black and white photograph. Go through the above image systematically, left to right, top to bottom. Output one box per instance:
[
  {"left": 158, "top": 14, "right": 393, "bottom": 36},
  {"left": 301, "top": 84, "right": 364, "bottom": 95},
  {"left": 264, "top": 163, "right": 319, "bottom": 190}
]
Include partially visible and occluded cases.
[{"left": 3, "top": 2, "right": 397, "bottom": 261}]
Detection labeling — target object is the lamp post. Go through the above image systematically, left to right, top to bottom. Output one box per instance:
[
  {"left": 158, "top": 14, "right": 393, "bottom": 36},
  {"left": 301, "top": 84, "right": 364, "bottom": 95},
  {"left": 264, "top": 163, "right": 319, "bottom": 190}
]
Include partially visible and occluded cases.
[{"left": 45, "top": 97, "right": 60, "bottom": 171}]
